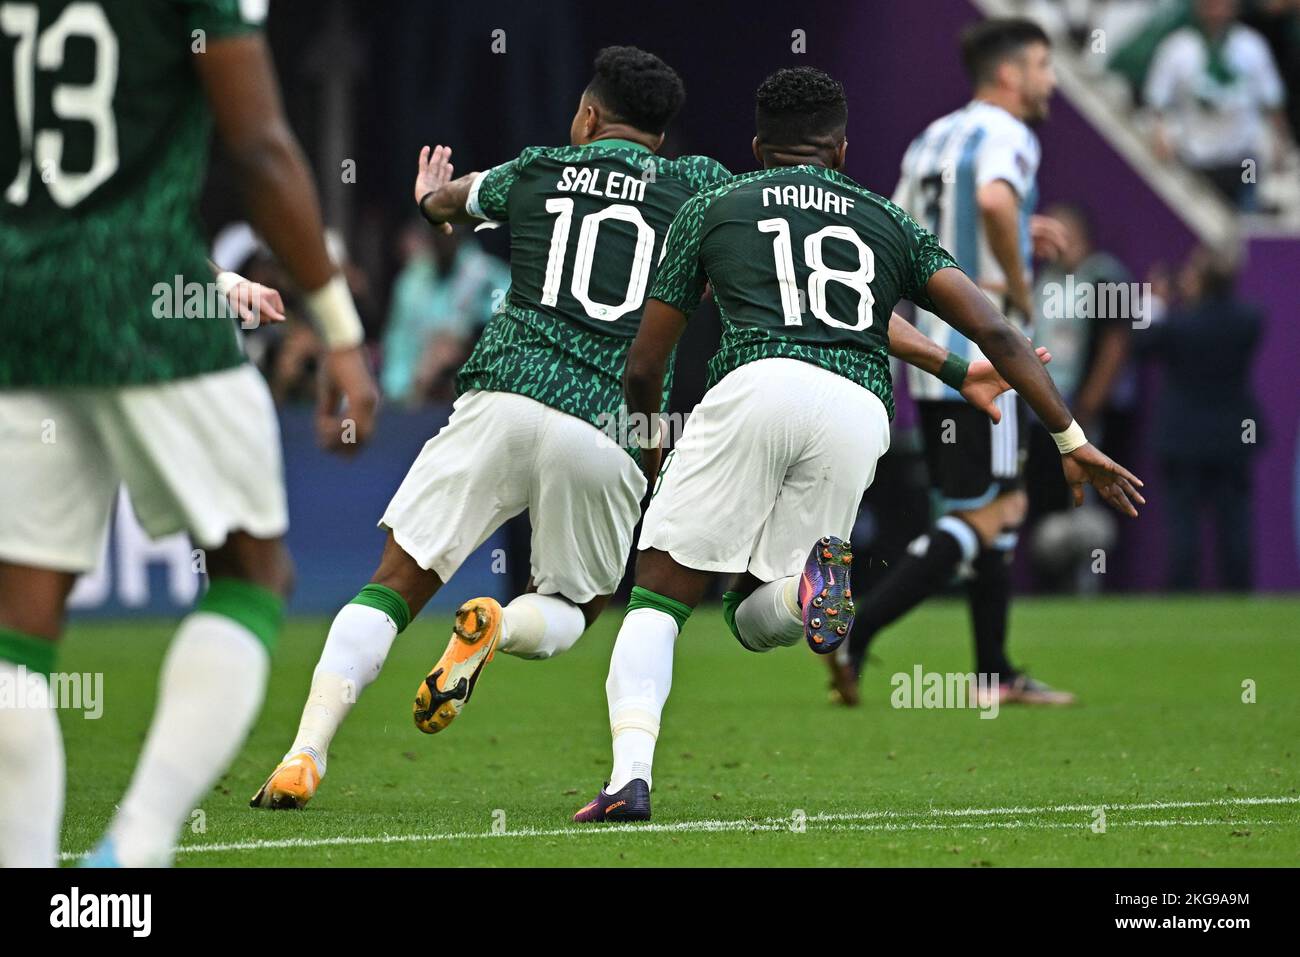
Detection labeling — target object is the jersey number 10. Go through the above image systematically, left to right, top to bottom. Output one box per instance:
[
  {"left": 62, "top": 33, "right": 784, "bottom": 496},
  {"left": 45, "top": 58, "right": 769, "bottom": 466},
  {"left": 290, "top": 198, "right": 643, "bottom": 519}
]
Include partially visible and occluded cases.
[
  {"left": 540, "top": 198, "right": 658, "bottom": 323},
  {"left": 757, "top": 217, "right": 876, "bottom": 331}
]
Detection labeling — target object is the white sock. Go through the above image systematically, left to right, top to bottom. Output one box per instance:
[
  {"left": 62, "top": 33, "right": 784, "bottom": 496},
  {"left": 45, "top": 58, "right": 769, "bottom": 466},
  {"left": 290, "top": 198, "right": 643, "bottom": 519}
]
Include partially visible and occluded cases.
[
  {"left": 735, "top": 576, "right": 803, "bottom": 651},
  {"left": 498, "top": 593, "right": 586, "bottom": 659},
  {"left": 288, "top": 602, "right": 400, "bottom": 770},
  {"left": 606, "top": 608, "right": 678, "bottom": 792},
  {"left": 108, "top": 612, "right": 269, "bottom": 867},
  {"left": 0, "top": 662, "right": 64, "bottom": 867}
]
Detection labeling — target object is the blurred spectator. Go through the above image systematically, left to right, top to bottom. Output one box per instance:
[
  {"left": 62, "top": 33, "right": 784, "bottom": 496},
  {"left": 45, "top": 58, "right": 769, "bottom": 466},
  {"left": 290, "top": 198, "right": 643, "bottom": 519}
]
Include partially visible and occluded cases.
[
  {"left": 1145, "top": 0, "right": 1293, "bottom": 208},
  {"left": 1240, "top": 0, "right": 1300, "bottom": 144},
  {"left": 1025, "top": 204, "right": 1134, "bottom": 590},
  {"left": 1032, "top": 204, "right": 1136, "bottom": 434},
  {"left": 381, "top": 223, "right": 509, "bottom": 405},
  {"left": 1138, "top": 247, "right": 1262, "bottom": 591}
]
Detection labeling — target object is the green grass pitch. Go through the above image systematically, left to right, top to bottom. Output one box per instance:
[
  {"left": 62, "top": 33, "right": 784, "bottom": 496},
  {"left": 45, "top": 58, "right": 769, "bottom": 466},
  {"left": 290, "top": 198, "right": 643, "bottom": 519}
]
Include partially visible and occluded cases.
[{"left": 57, "top": 597, "right": 1298, "bottom": 866}]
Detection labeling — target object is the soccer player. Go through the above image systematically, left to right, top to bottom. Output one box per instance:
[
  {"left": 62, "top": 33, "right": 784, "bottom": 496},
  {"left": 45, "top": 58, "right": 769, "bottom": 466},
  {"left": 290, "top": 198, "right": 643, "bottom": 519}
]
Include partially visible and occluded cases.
[
  {"left": 0, "top": 1, "right": 377, "bottom": 867},
  {"left": 829, "top": 18, "right": 1075, "bottom": 707},
  {"left": 248, "top": 46, "right": 732, "bottom": 810},
  {"left": 250, "top": 46, "right": 1030, "bottom": 812},
  {"left": 572, "top": 67, "right": 1141, "bottom": 822}
]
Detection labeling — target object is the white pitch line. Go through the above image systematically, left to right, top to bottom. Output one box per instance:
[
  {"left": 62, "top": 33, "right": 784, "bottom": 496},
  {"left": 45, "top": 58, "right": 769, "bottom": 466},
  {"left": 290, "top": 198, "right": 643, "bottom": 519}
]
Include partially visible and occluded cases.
[
  {"left": 58, "top": 794, "right": 1300, "bottom": 860},
  {"left": 805, "top": 794, "right": 1300, "bottom": 823}
]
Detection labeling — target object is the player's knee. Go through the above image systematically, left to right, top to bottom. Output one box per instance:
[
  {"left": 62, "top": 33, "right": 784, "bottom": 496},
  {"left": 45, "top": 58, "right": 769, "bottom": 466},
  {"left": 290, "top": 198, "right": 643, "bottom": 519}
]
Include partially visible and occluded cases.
[
  {"left": 998, "top": 490, "right": 1028, "bottom": 529},
  {"left": 951, "top": 504, "right": 1004, "bottom": 548},
  {"left": 206, "top": 537, "right": 295, "bottom": 600}
]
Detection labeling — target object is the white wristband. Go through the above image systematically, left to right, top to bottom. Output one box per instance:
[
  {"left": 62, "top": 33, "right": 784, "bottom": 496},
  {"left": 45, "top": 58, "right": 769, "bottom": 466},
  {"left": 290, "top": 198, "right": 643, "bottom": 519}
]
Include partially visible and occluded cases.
[
  {"left": 214, "top": 271, "right": 245, "bottom": 298},
  {"left": 304, "top": 273, "right": 365, "bottom": 350},
  {"left": 635, "top": 415, "right": 662, "bottom": 450},
  {"left": 1052, "top": 419, "right": 1088, "bottom": 454}
]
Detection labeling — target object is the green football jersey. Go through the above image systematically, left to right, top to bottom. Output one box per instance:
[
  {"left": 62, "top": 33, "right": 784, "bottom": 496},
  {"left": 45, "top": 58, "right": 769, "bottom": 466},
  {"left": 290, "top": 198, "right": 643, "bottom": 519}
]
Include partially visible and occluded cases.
[
  {"left": 0, "top": 0, "right": 263, "bottom": 388},
  {"left": 457, "top": 139, "right": 730, "bottom": 441},
  {"left": 650, "top": 164, "right": 960, "bottom": 418}
]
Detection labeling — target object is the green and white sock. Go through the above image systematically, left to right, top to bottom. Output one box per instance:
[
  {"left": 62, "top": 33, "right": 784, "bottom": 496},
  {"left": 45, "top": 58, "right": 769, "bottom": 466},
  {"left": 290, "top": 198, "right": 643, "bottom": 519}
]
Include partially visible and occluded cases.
[
  {"left": 107, "top": 579, "right": 280, "bottom": 867},
  {"left": 287, "top": 584, "right": 410, "bottom": 770},
  {"left": 606, "top": 588, "right": 692, "bottom": 792},
  {"left": 0, "top": 630, "right": 63, "bottom": 868}
]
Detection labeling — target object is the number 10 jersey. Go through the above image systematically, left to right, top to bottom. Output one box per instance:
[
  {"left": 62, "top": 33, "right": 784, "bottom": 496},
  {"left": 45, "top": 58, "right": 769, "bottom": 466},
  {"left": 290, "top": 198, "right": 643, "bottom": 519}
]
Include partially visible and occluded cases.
[{"left": 458, "top": 139, "right": 730, "bottom": 443}]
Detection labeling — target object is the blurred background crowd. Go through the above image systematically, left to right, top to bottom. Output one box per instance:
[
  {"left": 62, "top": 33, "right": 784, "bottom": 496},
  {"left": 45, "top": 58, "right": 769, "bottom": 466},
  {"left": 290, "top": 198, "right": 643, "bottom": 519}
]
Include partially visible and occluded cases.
[{"left": 195, "top": 0, "right": 1298, "bottom": 602}]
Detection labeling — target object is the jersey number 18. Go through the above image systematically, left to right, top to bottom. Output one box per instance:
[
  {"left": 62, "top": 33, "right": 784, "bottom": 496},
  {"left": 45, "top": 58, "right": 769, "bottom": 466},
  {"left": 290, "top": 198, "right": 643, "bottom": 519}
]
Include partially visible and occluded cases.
[{"left": 757, "top": 217, "right": 876, "bottom": 331}]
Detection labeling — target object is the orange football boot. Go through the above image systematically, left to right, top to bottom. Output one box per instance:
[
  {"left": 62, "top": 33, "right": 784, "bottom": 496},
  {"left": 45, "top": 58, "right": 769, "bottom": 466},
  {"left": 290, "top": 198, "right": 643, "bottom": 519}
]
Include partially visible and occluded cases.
[
  {"left": 413, "top": 597, "right": 503, "bottom": 734},
  {"left": 249, "top": 751, "right": 322, "bottom": 810}
]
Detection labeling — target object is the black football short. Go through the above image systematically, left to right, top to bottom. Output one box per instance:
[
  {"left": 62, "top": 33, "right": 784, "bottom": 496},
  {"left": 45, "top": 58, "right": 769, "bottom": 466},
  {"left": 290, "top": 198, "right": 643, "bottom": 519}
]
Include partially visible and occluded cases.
[{"left": 917, "top": 396, "right": 1026, "bottom": 509}]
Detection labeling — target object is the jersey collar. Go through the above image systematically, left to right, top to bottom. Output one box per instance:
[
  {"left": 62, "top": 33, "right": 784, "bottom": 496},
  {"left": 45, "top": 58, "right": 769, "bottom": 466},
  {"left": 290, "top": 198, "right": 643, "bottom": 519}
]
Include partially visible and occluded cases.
[{"left": 587, "top": 137, "right": 652, "bottom": 153}]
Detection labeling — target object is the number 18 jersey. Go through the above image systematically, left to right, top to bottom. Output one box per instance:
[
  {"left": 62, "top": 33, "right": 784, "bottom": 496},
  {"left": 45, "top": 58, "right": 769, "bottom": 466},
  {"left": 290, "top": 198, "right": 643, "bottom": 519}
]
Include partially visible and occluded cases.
[
  {"left": 458, "top": 139, "right": 730, "bottom": 436},
  {"left": 649, "top": 163, "right": 959, "bottom": 419}
]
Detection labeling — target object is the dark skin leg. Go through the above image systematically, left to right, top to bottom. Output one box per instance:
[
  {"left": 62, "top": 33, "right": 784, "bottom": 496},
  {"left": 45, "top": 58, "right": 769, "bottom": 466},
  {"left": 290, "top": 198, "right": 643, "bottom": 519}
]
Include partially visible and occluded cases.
[
  {"left": 368, "top": 530, "right": 608, "bottom": 628},
  {"left": 0, "top": 531, "right": 293, "bottom": 649},
  {"left": 204, "top": 531, "right": 296, "bottom": 599},
  {"left": 368, "top": 531, "right": 444, "bottom": 618},
  {"left": 633, "top": 548, "right": 716, "bottom": 610},
  {"left": 0, "top": 562, "right": 78, "bottom": 643}
]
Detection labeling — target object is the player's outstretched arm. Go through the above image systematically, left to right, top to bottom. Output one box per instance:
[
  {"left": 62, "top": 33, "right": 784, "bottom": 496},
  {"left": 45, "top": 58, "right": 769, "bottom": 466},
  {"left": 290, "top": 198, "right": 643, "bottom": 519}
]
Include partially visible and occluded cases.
[
  {"left": 195, "top": 33, "right": 377, "bottom": 454},
  {"left": 414, "top": 145, "right": 479, "bottom": 229},
  {"left": 926, "top": 267, "right": 1145, "bottom": 517},
  {"left": 624, "top": 299, "right": 689, "bottom": 488},
  {"left": 885, "top": 312, "right": 1050, "bottom": 422}
]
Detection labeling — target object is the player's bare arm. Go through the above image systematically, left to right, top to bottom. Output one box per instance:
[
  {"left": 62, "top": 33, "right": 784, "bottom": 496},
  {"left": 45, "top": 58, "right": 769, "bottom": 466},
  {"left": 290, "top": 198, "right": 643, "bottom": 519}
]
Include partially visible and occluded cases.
[
  {"left": 195, "top": 33, "right": 377, "bottom": 453},
  {"left": 414, "top": 145, "right": 478, "bottom": 229},
  {"left": 977, "top": 179, "right": 1033, "bottom": 318},
  {"left": 926, "top": 266, "right": 1144, "bottom": 517},
  {"left": 624, "top": 298, "right": 690, "bottom": 487},
  {"left": 885, "top": 311, "right": 1051, "bottom": 422}
]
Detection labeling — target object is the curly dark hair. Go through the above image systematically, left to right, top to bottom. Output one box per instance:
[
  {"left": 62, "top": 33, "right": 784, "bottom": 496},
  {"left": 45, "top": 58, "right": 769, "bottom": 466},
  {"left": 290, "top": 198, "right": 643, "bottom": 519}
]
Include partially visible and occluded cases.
[
  {"left": 960, "top": 18, "right": 1050, "bottom": 84},
  {"left": 586, "top": 46, "right": 685, "bottom": 136},
  {"left": 754, "top": 67, "right": 847, "bottom": 144}
]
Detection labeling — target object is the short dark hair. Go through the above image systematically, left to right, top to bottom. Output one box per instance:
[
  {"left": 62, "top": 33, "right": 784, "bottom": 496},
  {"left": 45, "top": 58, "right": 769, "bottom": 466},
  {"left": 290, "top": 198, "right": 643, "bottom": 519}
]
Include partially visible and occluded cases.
[
  {"left": 960, "top": 17, "right": 1051, "bottom": 84},
  {"left": 586, "top": 46, "right": 685, "bottom": 135},
  {"left": 755, "top": 67, "right": 847, "bottom": 144}
]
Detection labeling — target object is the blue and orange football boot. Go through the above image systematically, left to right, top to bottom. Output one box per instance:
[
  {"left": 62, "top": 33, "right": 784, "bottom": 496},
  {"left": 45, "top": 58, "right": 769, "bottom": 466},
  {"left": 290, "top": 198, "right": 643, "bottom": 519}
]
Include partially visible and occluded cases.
[
  {"left": 798, "top": 535, "right": 855, "bottom": 655},
  {"left": 572, "top": 779, "right": 651, "bottom": 823}
]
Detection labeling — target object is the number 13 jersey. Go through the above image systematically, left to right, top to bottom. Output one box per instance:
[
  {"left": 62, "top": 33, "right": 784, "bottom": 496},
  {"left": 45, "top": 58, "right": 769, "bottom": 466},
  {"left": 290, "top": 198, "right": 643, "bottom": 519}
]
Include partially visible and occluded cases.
[{"left": 0, "top": 0, "right": 265, "bottom": 388}]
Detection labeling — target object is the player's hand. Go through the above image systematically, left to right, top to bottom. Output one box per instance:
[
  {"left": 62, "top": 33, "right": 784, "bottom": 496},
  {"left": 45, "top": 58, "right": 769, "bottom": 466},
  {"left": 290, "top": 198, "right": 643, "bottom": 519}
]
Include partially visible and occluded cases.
[
  {"left": 415, "top": 144, "right": 455, "bottom": 236},
  {"left": 1030, "top": 214, "right": 1069, "bottom": 261},
  {"left": 225, "top": 280, "right": 285, "bottom": 329},
  {"left": 316, "top": 346, "right": 379, "bottom": 455},
  {"left": 960, "top": 346, "right": 1051, "bottom": 422},
  {"left": 1061, "top": 444, "right": 1145, "bottom": 517}
]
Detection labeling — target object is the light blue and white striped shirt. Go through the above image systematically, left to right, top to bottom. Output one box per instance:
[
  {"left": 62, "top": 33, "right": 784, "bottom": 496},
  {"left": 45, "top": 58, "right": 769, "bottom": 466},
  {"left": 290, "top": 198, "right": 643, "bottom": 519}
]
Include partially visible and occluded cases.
[{"left": 893, "top": 101, "right": 1040, "bottom": 401}]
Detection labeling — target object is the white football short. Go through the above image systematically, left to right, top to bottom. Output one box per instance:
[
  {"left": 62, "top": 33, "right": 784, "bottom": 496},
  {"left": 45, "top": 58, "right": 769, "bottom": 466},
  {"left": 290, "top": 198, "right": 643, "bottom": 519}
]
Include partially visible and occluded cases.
[
  {"left": 639, "top": 358, "right": 890, "bottom": 582},
  {"left": 0, "top": 363, "right": 288, "bottom": 573},
  {"left": 381, "top": 390, "right": 646, "bottom": 604}
]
